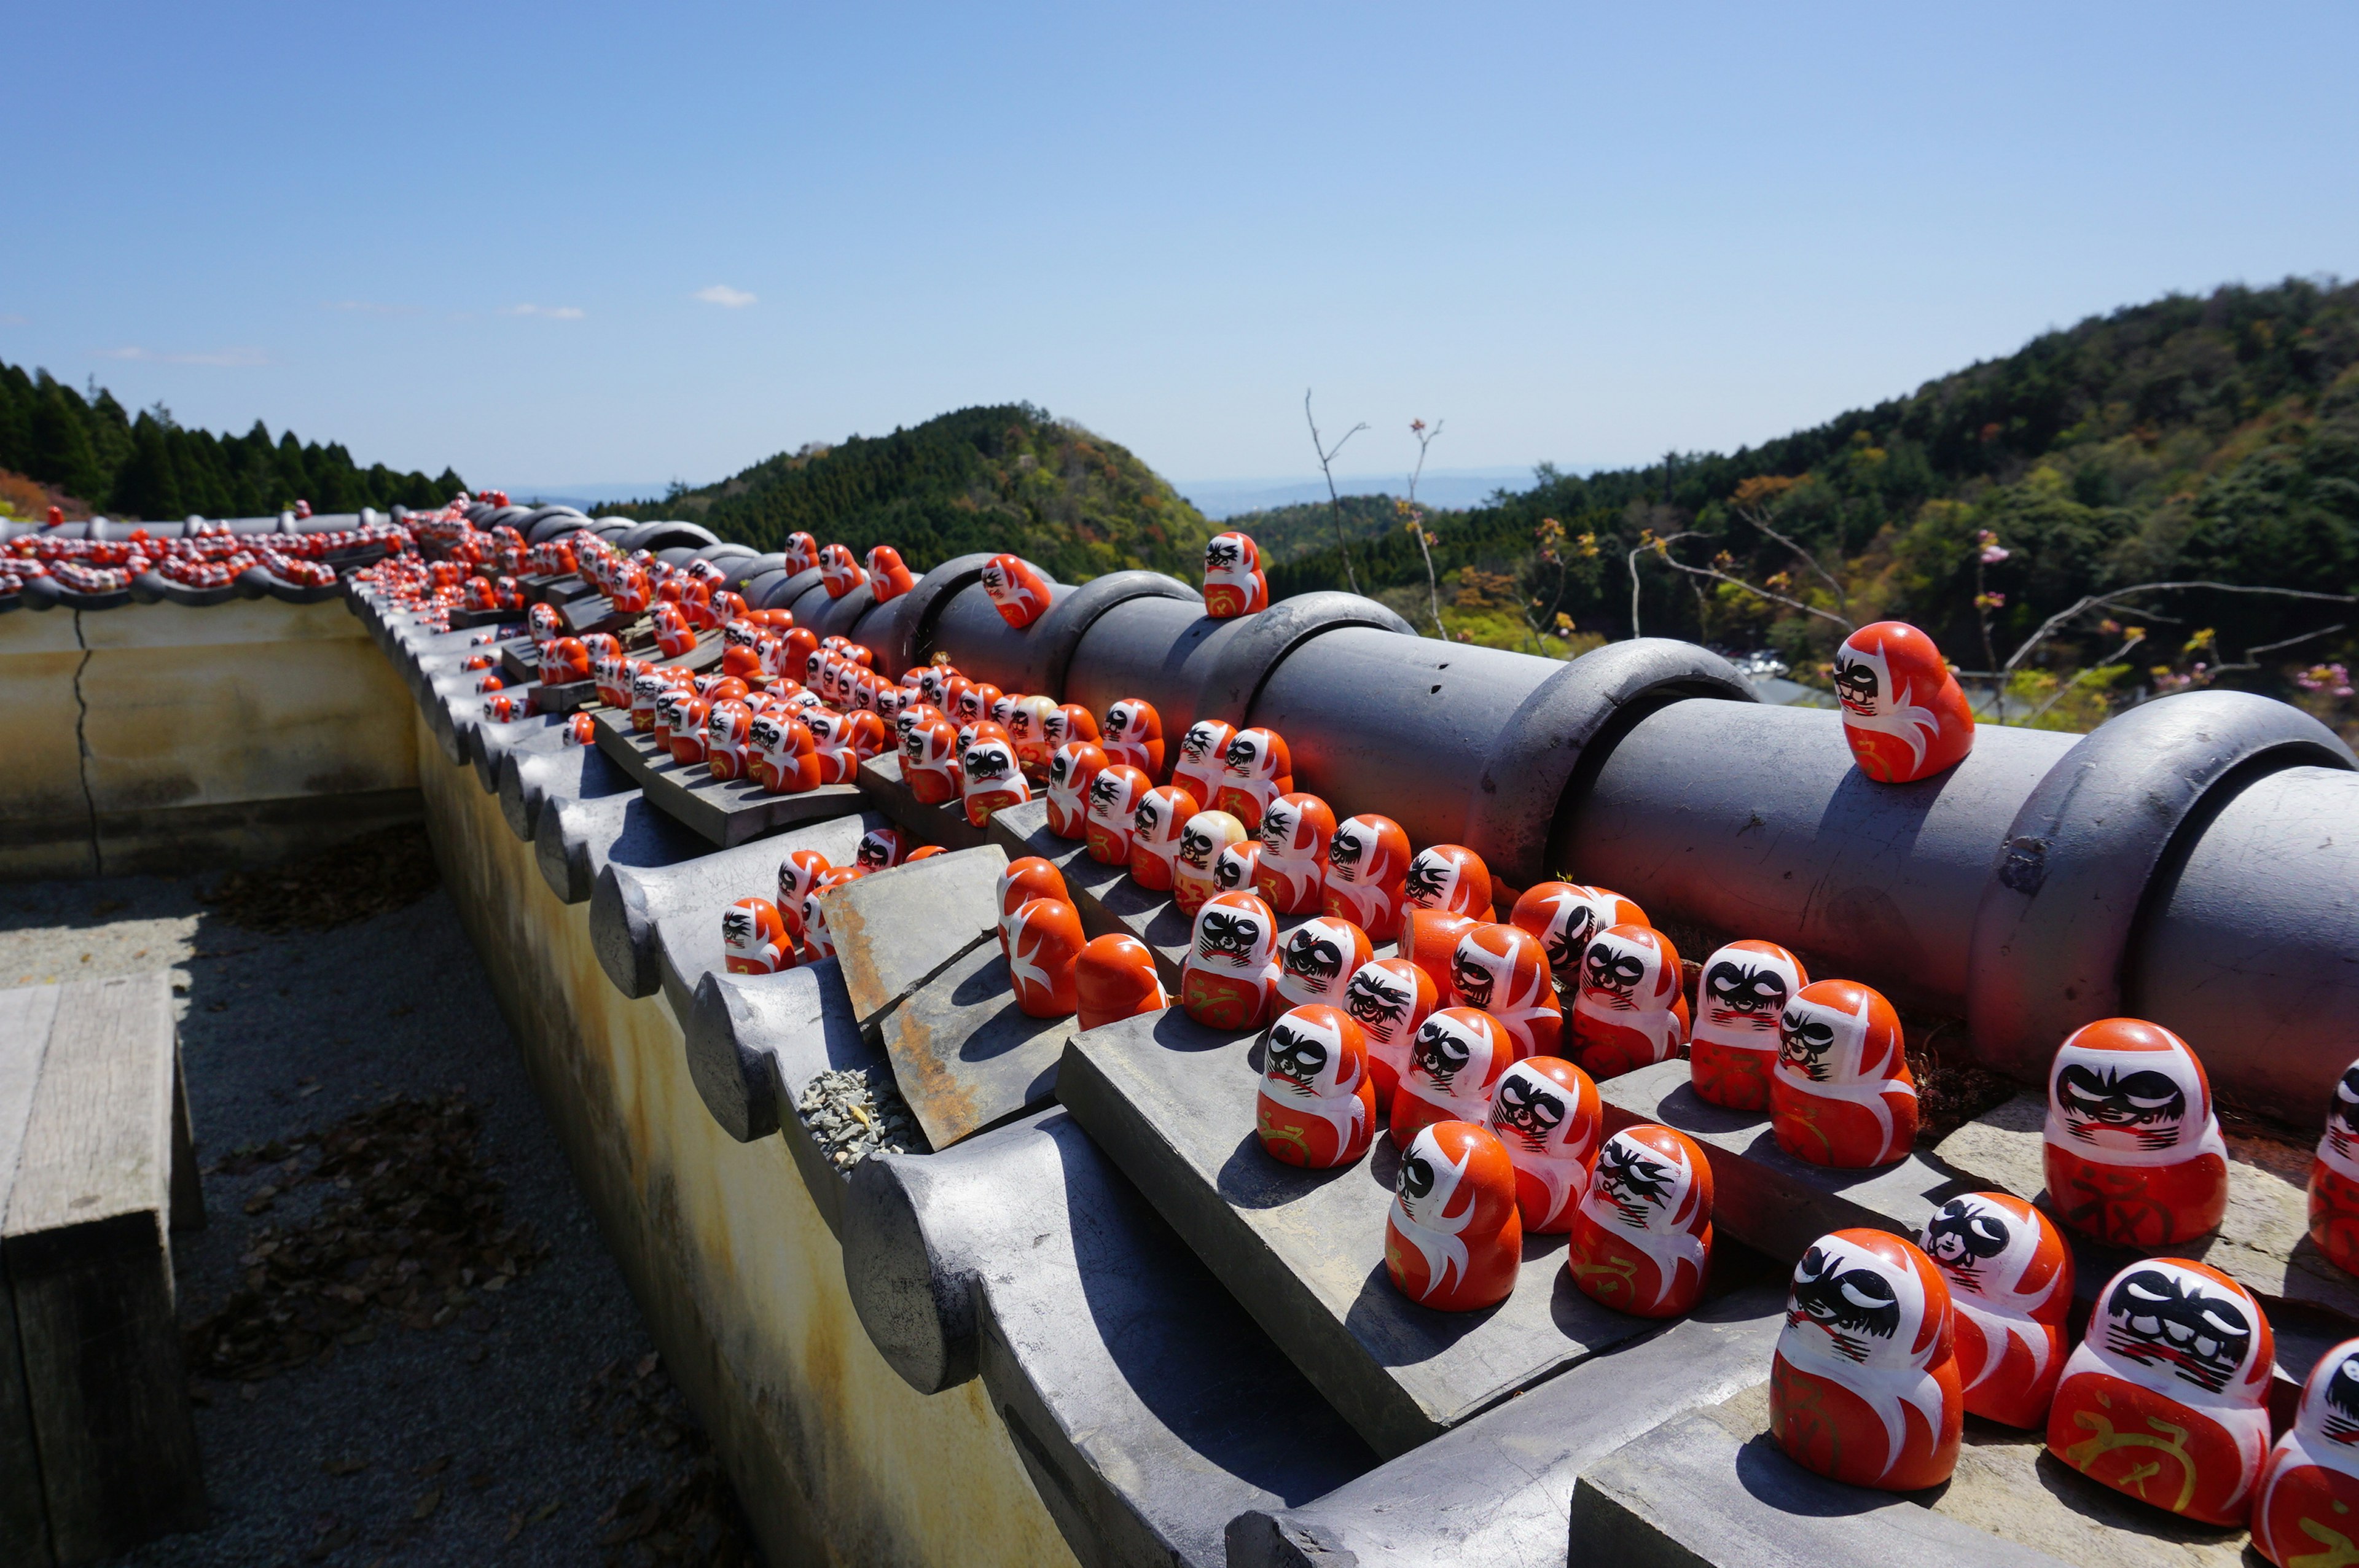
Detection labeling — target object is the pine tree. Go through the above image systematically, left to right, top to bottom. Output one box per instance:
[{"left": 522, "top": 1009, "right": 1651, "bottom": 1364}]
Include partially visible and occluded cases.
[{"left": 28, "top": 376, "right": 104, "bottom": 502}]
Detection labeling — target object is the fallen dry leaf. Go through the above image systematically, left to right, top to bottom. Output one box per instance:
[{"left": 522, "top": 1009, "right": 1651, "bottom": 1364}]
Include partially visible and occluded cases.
[{"left": 412, "top": 1486, "right": 441, "bottom": 1520}]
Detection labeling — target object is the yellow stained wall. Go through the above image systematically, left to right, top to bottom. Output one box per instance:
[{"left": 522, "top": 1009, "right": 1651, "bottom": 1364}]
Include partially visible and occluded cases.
[
  {"left": 0, "top": 599, "right": 417, "bottom": 876},
  {"left": 415, "top": 716, "right": 1079, "bottom": 1568}
]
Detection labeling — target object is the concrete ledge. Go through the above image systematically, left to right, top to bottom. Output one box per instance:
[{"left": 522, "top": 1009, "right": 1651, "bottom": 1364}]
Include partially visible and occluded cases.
[{"left": 1226, "top": 1282, "right": 1786, "bottom": 1568}]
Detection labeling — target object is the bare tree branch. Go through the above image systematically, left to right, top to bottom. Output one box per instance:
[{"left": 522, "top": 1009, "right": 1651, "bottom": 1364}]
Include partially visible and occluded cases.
[
  {"left": 1305, "top": 389, "right": 1369, "bottom": 598},
  {"left": 1406, "top": 418, "right": 1446, "bottom": 638},
  {"left": 1734, "top": 504, "right": 1851, "bottom": 625},
  {"left": 1625, "top": 531, "right": 1700, "bottom": 637},
  {"left": 1661, "top": 547, "right": 1858, "bottom": 627},
  {"left": 2002, "top": 581, "right": 2358, "bottom": 675},
  {"left": 2210, "top": 622, "right": 2348, "bottom": 676},
  {"left": 2022, "top": 631, "right": 2146, "bottom": 725}
]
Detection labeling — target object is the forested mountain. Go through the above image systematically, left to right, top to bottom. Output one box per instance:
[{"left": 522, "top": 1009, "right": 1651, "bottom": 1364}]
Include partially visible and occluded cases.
[
  {"left": 1270, "top": 278, "right": 2359, "bottom": 695},
  {"left": 0, "top": 361, "right": 463, "bottom": 520},
  {"left": 603, "top": 404, "right": 1216, "bottom": 581},
  {"left": 1207, "top": 493, "right": 1466, "bottom": 564}
]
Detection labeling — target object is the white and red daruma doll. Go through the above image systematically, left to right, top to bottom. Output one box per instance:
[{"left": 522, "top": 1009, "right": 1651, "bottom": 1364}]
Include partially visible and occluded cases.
[
  {"left": 1202, "top": 531, "right": 1269, "bottom": 618},
  {"left": 782, "top": 532, "right": 818, "bottom": 575},
  {"left": 818, "top": 542, "right": 868, "bottom": 598},
  {"left": 865, "top": 545, "right": 916, "bottom": 601},
  {"left": 981, "top": 554, "right": 1052, "bottom": 627},
  {"left": 721, "top": 618, "right": 763, "bottom": 678},
  {"left": 1833, "top": 620, "right": 1976, "bottom": 784},
  {"left": 541, "top": 635, "right": 590, "bottom": 685},
  {"left": 482, "top": 692, "right": 534, "bottom": 722},
  {"left": 1009, "top": 695, "right": 1060, "bottom": 779},
  {"left": 1100, "top": 697, "right": 1164, "bottom": 779},
  {"left": 706, "top": 700, "right": 755, "bottom": 781},
  {"left": 1043, "top": 702, "right": 1099, "bottom": 752},
  {"left": 561, "top": 712, "right": 597, "bottom": 746},
  {"left": 753, "top": 713, "right": 821, "bottom": 795},
  {"left": 901, "top": 716, "right": 963, "bottom": 806},
  {"left": 1170, "top": 719, "right": 1235, "bottom": 813},
  {"left": 1211, "top": 727, "right": 1292, "bottom": 832},
  {"left": 961, "top": 735, "right": 1030, "bottom": 828},
  {"left": 1045, "top": 741, "right": 1108, "bottom": 840},
  {"left": 1085, "top": 765, "right": 1152, "bottom": 865},
  {"left": 1128, "top": 785, "right": 1198, "bottom": 892},
  {"left": 1254, "top": 792, "right": 1334, "bottom": 916},
  {"left": 1174, "top": 810, "right": 1250, "bottom": 916},
  {"left": 1323, "top": 814, "right": 1411, "bottom": 942},
  {"left": 854, "top": 825, "right": 909, "bottom": 872},
  {"left": 1213, "top": 839, "right": 1262, "bottom": 902},
  {"left": 1404, "top": 843, "right": 1492, "bottom": 919},
  {"left": 777, "top": 849, "right": 831, "bottom": 915},
  {"left": 996, "top": 857, "right": 1069, "bottom": 962},
  {"left": 1509, "top": 881, "right": 1648, "bottom": 987},
  {"left": 1180, "top": 891, "right": 1280, "bottom": 1032},
  {"left": 722, "top": 897, "right": 796, "bottom": 975},
  {"left": 1006, "top": 897, "right": 1083, "bottom": 1019},
  {"left": 1404, "top": 910, "right": 1477, "bottom": 1002},
  {"left": 1275, "top": 916, "right": 1372, "bottom": 1012},
  {"left": 1449, "top": 922, "right": 1562, "bottom": 1058},
  {"left": 1568, "top": 924, "right": 1688, "bottom": 1082},
  {"left": 1076, "top": 933, "right": 1170, "bottom": 1031},
  {"left": 1689, "top": 939, "right": 1809, "bottom": 1111},
  {"left": 1342, "top": 957, "right": 1438, "bottom": 1109},
  {"left": 1773, "top": 978, "right": 1917, "bottom": 1168},
  {"left": 1257, "top": 1004, "right": 1375, "bottom": 1169},
  {"left": 1391, "top": 1006, "right": 1516, "bottom": 1143},
  {"left": 2044, "top": 1016, "right": 2228, "bottom": 1249},
  {"left": 1488, "top": 1056, "right": 1600, "bottom": 1233},
  {"left": 2309, "top": 1059, "right": 2359, "bottom": 1276},
  {"left": 1385, "top": 1120, "right": 1522, "bottom": 1313},
  {"left": 1568, "top": 1124, "right": 1712, "bottom": 1317},
  {"left": 1916, "top": 1191, "right": 2072, "bottom": 1429},
  {"left": 1773, "top": 1230, "right": 1963, "bottom": 1492},
  {"left": 2048, "top": 1257, "right": 2272, "bottom": 1527},
  {"left": 2255, "top": 1337, "right": 2359, "bottom": 1566}
]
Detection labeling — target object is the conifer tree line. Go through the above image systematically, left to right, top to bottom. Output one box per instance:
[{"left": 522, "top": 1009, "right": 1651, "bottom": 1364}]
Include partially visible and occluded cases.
[{"left": 0, "top": 360, "right": 464, "bottom": 520}]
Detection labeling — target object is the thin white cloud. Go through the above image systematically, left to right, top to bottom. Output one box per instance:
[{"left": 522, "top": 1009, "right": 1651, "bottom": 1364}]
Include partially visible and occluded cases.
[
  {"left": 693, "top": 284, "right": 756, "bottom": 308},
  {"left": 504, "top": 303, "right": 586, "bottom": 320},
  {"left": 96, "top": 345, "right": 270, "bottom": 367}
]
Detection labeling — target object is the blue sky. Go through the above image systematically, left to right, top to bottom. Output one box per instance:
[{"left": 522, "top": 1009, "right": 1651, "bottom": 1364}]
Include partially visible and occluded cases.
[{"left": 6, "top": 2, "right": 2355, "bottom": 499}]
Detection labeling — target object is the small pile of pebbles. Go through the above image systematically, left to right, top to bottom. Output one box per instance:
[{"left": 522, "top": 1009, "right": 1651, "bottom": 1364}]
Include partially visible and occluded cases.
[{"left": 795, "top": 1066, "right": 928, "bottom": 1170}]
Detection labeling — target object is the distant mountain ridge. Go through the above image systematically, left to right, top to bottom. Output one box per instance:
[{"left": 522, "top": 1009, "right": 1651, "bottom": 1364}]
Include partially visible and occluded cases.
[{"left": 600, "top": 404, "right": 1216, "bottom": 581}]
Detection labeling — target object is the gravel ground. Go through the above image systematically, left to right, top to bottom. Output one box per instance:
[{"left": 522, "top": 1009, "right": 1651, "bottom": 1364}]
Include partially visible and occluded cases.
[{"left": 0, "top": 865, "right": 754, "bottom": 1567}]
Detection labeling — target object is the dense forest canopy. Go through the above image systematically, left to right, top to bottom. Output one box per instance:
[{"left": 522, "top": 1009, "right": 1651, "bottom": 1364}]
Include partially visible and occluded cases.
[
  {"left": 1267, "top": 278, "right": 2359, "bottom": 696},
  {"left": 0, "top": 361, "right": 464, "bottom": 520},
  {"left": 602, "top": 404, "right": 1218, "bottom": 582}
]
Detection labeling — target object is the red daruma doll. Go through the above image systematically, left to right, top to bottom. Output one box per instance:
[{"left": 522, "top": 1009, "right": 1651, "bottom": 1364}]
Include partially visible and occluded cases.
[
  {"left": 1202, "top": 531, "right": 1269, "bottom": 618},
  {"left": 980, "top": 554, "right": 1052, "bottom": 627},
  {"left": 1832, "top": 620, "right": 1976, "bottom": 784},
  {"left": 1100, "top": 698, "right": 1164, "bottom": 779},
  {"left": 1170, "top": 719, "right": 1235, "bottom": 814},
  {"left": 1043, "top": 741, "right": 1107, "bottom": 840},
  {"left": 1085, "top": 765, "right": 1151, "bottom": 867},
  {"left": 1253, "top": 792, "right": 1334, "bottom": 916},
  {"left": 1174, "top": 810, "right": 1251, "bottom": 917},
  {"left": 1323, "top": 814, "right": 1412, "bottom": 943},
  {"left": 1509, "top": 881, "right": 1647, "bottom": 989},
  {"left": 1180, "top": 891, "right": 1280, "bottom": 1032},
  {"left": 721, "top": 897, "right": 795, "bottom": 975},
  {"left": 1004, "top": 897, "right": 1082, "bottom": 1019},
  {"left": 1449, "top": 922, "right": 1562, "bottom": 1058},
  {"left": 1567, "top": 924, "right": 1688, "bottom": 1082},
  {"left": 1075, "top": 934, "right": 1170, "bottom": 1031},
  {"left": 1688, "top": 940, "right": 1808, "bottom": 1112},
  {"left": 1339, "top": 956, "right": 1436, "bottom": 1109},
  {"left": 1771, "top": 978, "right": 1917, "bottom": 1169},
  {"left": 1256, "top": 1004, "right": 1377, "bottom": 1169},
  {"left": 1390, "top": 1007, "right": 1514, "bottom": 1143},
  {"left": 2043, "top": 1017, "right": 2228, "bottom": 1248},
  {"left": 1488, "top": 1057, "right": 1601, "bottom": 1233},
  {"left": 2307, "top": 1058, "right": 2359, "bottom": 1275},
  {"left": 1385, "top": 1120, "right": 1522, "bottom": 1312},
  {"left": 1566, "top": 1124, "right": 1713, "bottom": 1317},
  {"left": 1916, "top": 1192, "right": 2073, "bottom": 1429},
  {"left": 1772, "top": 1230, "right": 1964, "bottom": 1492},
  {"left": 2046, "top": 1258, "right": 2272, "bottom": 1527},
  {"left": 2253, "top": 1338, "right": 2359, "bottom": 1567}
]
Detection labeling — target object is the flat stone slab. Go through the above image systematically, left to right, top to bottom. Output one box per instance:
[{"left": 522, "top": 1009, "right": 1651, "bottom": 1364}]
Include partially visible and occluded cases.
[
  {"left": 561, "top": 595, "right": 636, "bottom": 636},
  {"left": 592, "top": 708, "right": 861, "bottom": 848},
  {"left": 498, "top": 731, "right": 635, "bottom": 841},
  {"left": 855, "top": 754, "right": 989, "bottom": 852},
  {"left": 827, "top": 844, "right": 1006, "bottom": 1031},
  {"left": 876, "top": 940, "right": 1076, "bottom": 1150},
  {"left": 1059, "top": 1008, "right": 1673, "bottom": 1458},
  {"left": 1937, "top": 1090, "right": 2359, "bottom": 1330},
  {"left": 1227, "top": 1281, "right": 1787, "bottom": 1568},
  {"left": 1568, "top": 1380, "right": 2244, "bottom": 1568}
]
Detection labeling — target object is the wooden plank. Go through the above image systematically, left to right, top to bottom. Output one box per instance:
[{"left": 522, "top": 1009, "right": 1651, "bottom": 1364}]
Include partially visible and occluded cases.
[
  {"left": 4, "top": 975, "right": 206, "bottom": 1560},
  {"left": 0, "top": 984, "right": 60, "bottom": 1566}
]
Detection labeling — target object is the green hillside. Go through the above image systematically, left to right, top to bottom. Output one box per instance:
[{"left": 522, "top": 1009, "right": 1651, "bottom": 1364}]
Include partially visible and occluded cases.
[
  {"left": 1272, "top": 277, "right": 2359, "bottom": 714},
  {"left": 0, "top": 361, "right": 463, "bottom": 520},
  {"left": 606, "top": 404, "right": 1216, "bottom": 582}
]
